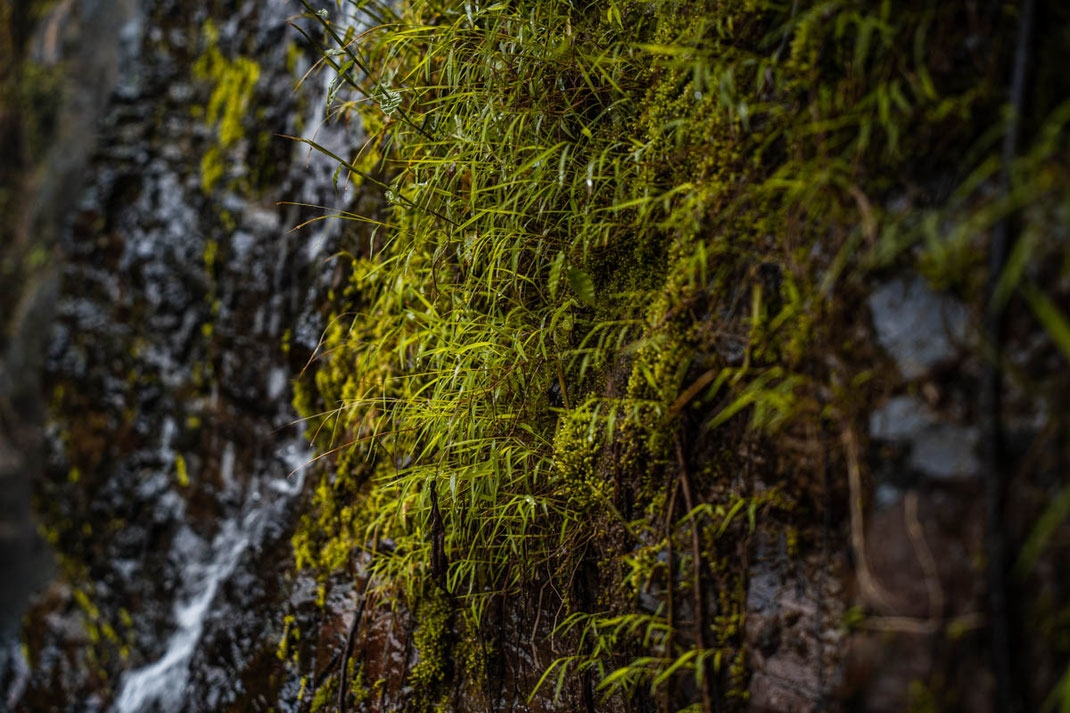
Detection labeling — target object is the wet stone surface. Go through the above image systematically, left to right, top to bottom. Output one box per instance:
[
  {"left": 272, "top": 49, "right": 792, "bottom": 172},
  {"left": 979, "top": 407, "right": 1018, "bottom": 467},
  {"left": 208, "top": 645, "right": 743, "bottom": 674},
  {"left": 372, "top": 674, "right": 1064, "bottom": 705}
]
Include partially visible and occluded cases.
[
  {"left": 10, "top": 0, "right": 358, "bottom": 710},
  {"left": 868, "top": 275, "right": 969, "bottom": 380},
  {"left": 869, "top": 395, "right": 980, "bottom": 481},
  {"left": 745, "top": 533, "right": 846, "bottom": 713}
]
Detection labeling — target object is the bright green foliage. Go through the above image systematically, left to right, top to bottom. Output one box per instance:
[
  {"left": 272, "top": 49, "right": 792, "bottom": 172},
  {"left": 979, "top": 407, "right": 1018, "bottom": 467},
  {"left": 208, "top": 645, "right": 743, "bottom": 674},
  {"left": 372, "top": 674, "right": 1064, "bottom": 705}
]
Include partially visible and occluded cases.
[{"left": 287, "top": 0, "right": 1070, "bottom": 709}]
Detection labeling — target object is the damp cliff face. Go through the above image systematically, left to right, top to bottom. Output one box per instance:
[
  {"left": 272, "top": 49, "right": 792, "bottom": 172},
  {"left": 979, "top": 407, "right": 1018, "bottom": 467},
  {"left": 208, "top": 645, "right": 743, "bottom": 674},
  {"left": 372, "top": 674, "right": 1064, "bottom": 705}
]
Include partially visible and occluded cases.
[
  {"left": 0, "top": 0, "right": 138, "bottom": 647},
  {"left": 2, "top": 1, "right": 1069, "bottom": 712},
  {"left": 7, "top": 1, "right": 359, "bottom": 710},
  {"left": 1, "top": 2, "right": 148, "bottom": 692}
]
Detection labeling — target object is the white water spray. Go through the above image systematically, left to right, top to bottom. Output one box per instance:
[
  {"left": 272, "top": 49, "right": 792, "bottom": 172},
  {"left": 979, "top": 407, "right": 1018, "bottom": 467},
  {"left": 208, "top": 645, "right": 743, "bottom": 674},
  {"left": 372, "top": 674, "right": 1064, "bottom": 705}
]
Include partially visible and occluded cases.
[{"left": 112, "top": 445, "right": 309, "bottom": 713}]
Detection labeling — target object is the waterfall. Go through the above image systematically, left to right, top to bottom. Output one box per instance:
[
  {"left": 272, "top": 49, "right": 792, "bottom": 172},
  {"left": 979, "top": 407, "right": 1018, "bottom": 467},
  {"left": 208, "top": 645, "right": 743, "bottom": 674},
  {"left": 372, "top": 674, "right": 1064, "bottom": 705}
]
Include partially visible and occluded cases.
[{"left": 113, "top": 447, "right": 308, "bottom": 713}]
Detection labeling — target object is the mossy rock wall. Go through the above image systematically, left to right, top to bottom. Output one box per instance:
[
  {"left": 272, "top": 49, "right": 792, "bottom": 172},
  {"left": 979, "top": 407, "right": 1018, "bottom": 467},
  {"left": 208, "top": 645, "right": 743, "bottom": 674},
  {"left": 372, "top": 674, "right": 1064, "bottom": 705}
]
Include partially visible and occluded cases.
[{"left": 287, "top": 1, "right": 1070, "bottom": 712}]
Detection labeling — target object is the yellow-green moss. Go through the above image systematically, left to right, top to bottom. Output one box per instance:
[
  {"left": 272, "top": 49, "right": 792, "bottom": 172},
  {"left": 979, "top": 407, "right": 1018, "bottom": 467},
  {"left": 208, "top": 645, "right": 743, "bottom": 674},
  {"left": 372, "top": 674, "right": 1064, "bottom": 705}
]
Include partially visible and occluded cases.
[
  {"left": 193, "top": 20, "right": 260, "bottom": 193},
  {"left": 551, "top": 401, "right": 612, "bottom": 510},
  {"left": 174, "top": 453, "right": 190, "bottom": 487},
  {"left": 409, "top": 587, "right": 452, "bottom": 713},
  {"left": 276, "top": 614, "right": 296, "bottom": 661},
  {"left": 309, "top": 676, "right": 336, "bottom": 713}
]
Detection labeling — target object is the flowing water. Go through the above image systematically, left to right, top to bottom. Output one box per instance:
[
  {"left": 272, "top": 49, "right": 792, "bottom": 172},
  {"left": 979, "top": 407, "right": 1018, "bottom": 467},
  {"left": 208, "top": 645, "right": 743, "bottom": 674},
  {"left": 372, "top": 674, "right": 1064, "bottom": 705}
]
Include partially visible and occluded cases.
[
  {"left": 6, "top": 0, "right": 361, "bottom": 710},
  {"left": 113, "top": 446, "right": 308, "bottom": 713}
]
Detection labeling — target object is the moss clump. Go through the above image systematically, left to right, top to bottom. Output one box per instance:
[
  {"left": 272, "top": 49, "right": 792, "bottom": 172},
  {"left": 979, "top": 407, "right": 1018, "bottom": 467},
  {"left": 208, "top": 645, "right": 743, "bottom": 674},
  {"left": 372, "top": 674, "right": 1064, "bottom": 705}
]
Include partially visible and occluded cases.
[
  {"left": 192, "top": 20, "right": 260, "bottom": 193},
  {"left": 552, "top": 401, "right": 612, "bottom": 510},
  {"left": 174, "top": 453, "right": 190, "bottom": 488},
  {"left": 409, "top": 587, "right": 453, "bottom": 713},
  {"left": 308, "top": 676, "right": 336, "bottom": 713}
]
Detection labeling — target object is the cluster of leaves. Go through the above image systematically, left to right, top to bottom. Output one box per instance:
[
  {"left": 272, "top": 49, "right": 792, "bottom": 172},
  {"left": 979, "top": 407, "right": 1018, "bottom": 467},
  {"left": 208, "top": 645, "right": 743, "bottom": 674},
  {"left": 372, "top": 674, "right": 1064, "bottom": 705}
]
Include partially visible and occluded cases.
[{"left": 287, "top": 0, "right": 1070, "bottom": 710}]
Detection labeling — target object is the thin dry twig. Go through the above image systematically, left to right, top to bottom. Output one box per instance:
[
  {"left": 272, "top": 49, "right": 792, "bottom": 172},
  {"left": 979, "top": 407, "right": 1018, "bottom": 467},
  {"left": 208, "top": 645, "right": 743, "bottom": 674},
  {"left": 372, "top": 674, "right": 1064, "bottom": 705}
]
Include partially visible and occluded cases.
[
  {"left": 665, "top": 367, "right": 717, "bottom": 422},
  {"left": 842, "top": 426, "right": 898, "bottom": 613},
  {"left": 675, "top": 437, "right": 716, "bottom": 713},
  {"left": 661, "top": 474, "right": 680, "bottom": 713},
  {"left": 904, "top": 491, "right": 944, "bottom": 621},
  {"left": 338, "top": 583, "right": 370, "bottom": 710},
  {"left": 860, "top": 612, "right": 984, "bottom": 636}
]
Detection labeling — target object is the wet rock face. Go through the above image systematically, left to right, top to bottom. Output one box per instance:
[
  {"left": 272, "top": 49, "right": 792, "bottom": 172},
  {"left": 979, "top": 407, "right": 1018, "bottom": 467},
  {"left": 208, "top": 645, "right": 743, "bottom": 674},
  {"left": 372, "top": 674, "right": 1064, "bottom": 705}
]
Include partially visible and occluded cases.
[
  {"left": 0, "top": 0, "right": 139, "bottom": 652},
  {"left": 12, "top": 0, "right": 355, "bottom": 710},
  {"left": 850, "top": 263, "right": 1057, "bottom": 712},
  {"left": 867, "top": 276, "right": 969, "bottom": 381},
  {"left": 869, "top": 395, "right": 980, "bottom": 481},
  {"left": 745, "top": 535, "right": 846, "bottom": 713}
]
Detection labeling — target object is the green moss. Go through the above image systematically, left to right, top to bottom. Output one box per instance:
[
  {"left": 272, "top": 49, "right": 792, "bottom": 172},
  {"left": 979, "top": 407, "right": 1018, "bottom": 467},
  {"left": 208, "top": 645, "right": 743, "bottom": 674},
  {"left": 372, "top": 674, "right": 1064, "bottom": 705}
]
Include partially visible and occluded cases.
[
  {"left": 193, "top": 20, "right": 260, "bottom": 193},
  {"left": 285, "top": 41, "right": 300, "bottom": 77},
  {"left": 16, "top": 59, "right": 64, "bottom": 158},
  {"left": 199, "top": 146, "right": 225, "bottom": 196},
  {"left": 551, "top": 401, "right": 612, "bottom": 510},
  {"left": 174, "top": 453, "right": 190, "bottom": 488},
  {"left": 71, "top": 586, "right": 125, "bottom": 674},
  {"left": 409, "top": 587, "right": 452, "bottom": 713},
  {"left": 276, "top": 614, "right": 295, "bottom": 661},
  {"left": 456, "top": 620, "right": 487, "bottom": 698},
  {"left": 344, "top": 656, "right": 370, "bottom": 708},
  {"left": 309, "top": 676, "right": 336, "bottom": 712},
  {"left": 907, "top": 679, "right": 946, "bottom": 713}
]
